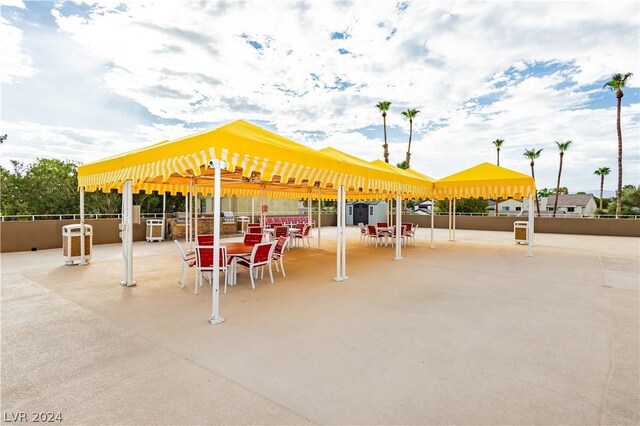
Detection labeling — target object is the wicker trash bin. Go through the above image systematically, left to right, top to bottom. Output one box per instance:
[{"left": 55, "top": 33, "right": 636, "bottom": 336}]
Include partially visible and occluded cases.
[{"left": 62, "top": 224, "right": 93, "bottom": 265}]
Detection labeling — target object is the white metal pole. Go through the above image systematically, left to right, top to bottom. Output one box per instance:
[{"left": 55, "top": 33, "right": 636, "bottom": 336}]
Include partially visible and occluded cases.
[
  {"left": 210, "top": 159, "right": 225, "bottom": 325},
  {"left": 121, "top": 179, "right": 135, "bottom": 286},
  {"left": 195, "top": 185, "right": 199, "bottom": 239},
  {"left": 317, "top": 186, "right": 322, "bottom": 248},
  {"left": 334, "top": 186, "right": 343, "bottom": 281},
  {"left": 341, "top": 186, "right": 348, "bottom": 280},
  {"left": 79, "top": 187, "right": 87, "bottom": 265},
  {"left": 307, "top": 190, "right": 312, "bottom": 227},
  {"left": 162, "top": 191, "right": 166, "bottom": 240},
  {"left": 184, "top": 192, "right": 189, "bottom": 243},
  {"left": 527, "top": 193, "right": 534, "bottom": 257},
  {"left": 394, "top": 194, "right": 402, "bottom": 261},
  {"left": 251, "top": 197, "right": 255, "bottom": 224},
  {"left": 430, "top": 197, "right": 435, "bottom": 249},
  {"left": 453, "top": 197, "right": 457, "bottom": 241},
  {"left": 448, "top": 198, "right": 452, "bottom": 241}
]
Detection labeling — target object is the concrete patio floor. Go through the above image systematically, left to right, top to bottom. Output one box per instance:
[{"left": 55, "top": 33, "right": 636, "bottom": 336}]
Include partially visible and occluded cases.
[{"left": 2, "top": 227, "right": 639, "bottom": 425}]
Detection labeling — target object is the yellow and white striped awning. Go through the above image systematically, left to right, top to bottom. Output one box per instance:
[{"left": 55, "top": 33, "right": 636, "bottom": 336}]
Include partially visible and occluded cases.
[
  {"left": 78, "top": 120, "right": 435, "bottom": 199},
  {"left": 434, "top": 162, "right": 535, "bottom": 199}
]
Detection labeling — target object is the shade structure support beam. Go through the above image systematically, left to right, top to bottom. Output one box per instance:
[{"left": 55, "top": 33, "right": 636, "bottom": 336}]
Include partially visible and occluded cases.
[
  {"left": 210, "top": 159, "right": 226, "bottom": 325},
  {"left": 120, "top": 179, "right": 135, "bottom": 286},
  {"left": 334, "top": 184, "right": 348, "bottom": 282},
  {"left": 195, "top": 185, "right": 199, "bottom": 238},
  {"left": 260, "top": 185, "right": 266, "bottom": 228},
  {"left": 317, "top": 186, "right": 322, "bottom": 248},
  {"left": 79, "top": 187, "right": 88, "bottom": 265},
  {"left": 307, "top": 189, "right": 312, "bottom": 228},
  {"left": 161, "top": 191, "right": 166, "bottom": 240},
  {"left": 394, "top": 193, "right": 403, "bottom": 261},
  {"left": 527, "top": 193, "right": 534, "bottom": 257},
  {"left": 430, "top": 197, "right": 435, "bottom": 249},
  {"left": 453, "top": 197, "right": 457, "bottom": 241},
  {"left": 448, "top": 198, "right": 452, "bottom": 241}
]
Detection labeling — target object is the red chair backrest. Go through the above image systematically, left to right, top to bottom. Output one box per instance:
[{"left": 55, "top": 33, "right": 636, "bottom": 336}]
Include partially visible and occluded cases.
[
  {"left": 272, "top": 222, "right": 283, "bottom": 228},
  {"left": 376, "top": 222, "right": 388, "bottom": 228},
  {"left": 295, "top": 223, "right": 305, "bottom": 230},
  {"left": 402, "top": 223, "right": 413, "bottom": 232},
  {"left": 302, "top": 224, "right": 311, "bottom": 236},
  {"left": 367, "top": 224, "right": 377, "bottom": 235},
  {"left": 247, "top": 226, "right": 262, "bottom": 234},
  {"left": 274, "top": 226, "right": 288, "bottom": 238},
  {"left": 244, "top": 233, "right": 263, "bottom": 245},
  {"left": 197, "top": 234, "right": 214, "bottom": 246},
  {"left": 274, "top": 236, "right": 288, "bottom": 255},
  {"left": 252, "top": 242, "right": 275, "bottom": 264},
  {"left": 196, "top": 246, "right": 227, "bottom": 270}
]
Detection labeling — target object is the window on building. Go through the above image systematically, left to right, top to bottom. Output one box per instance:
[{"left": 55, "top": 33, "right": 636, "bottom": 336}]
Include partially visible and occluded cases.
[
  {"left": 348, "top": 206, "right": 353, "bottom": 215},
  {"left": 369, "top": 206, "right": 374, "bottom": 215},
  {"left": 501, "top": 206, "right": 509, "bottom": 211},
  {"left": 515, "top": 207, "right": 521, "bottom": 211},
  {"left": 567, "top": 207, "right": 575, "bottom": 212}
]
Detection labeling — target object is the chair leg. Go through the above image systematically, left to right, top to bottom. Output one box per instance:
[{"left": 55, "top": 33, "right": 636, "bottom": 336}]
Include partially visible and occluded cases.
[
  {"left": 280, "top": 258, "right": 286, "bottom": 277},
  {"left": 179, "top": 263, "right": 187, "bottom": 287},
  {"left": 268, "top": 263, "right": 274, "bottom": 283},
  {"left": 249, "top": 267, "right": 255, "bottom": 289},
  {"left": 224, "top": 270, "right": 228, "bottom": 294},
  {"left": 194, "top": 271, "right": 199, "bottom": 295}
]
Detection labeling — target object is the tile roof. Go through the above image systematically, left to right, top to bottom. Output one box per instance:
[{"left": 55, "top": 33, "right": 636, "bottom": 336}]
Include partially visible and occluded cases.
[{"left": 547, "top": 194, "right": 594, "bottom": 207}]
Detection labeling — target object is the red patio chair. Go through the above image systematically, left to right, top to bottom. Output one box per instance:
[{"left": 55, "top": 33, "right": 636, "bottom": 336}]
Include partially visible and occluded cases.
[
  {"left": 357, "top": 222, "right": 368, "bottom": 245},
  {"left": 376, "top": 222, "right": 388, "bottom": 228},
  {"left": 404, "top": 223, "right": 418, "bottom": 246},
  {"left": 293, "top": 224, "right": 312, "bottom": 248},
  {"left": 366, "top": 224, "right": 385, "bottom": 247},
  {"left": 247, "top": 225, "right": 262, "bottom": 234},
  {"left": 273, "top": 225, "right": 289, "bottom": 239},
  {"left": 391, "top": 225, "right": 407, "bottom": 247},
  {"left": 243, "top": 233, "right": 263, "bottom": 245},
  {"left": 196, "top": 234, "right": 214, "bottom": 246},
  {"left": 271, "top": 236, "right": 289, "bottom": 277},
  {"left": 175, "top": 240, "right": 195, "bottom": 287},
  {"left": 236, "top": 241, "right": 277, "bottom": 289},
  {"left": 194, "top": 245, "right": 228, "bottom": 295}
]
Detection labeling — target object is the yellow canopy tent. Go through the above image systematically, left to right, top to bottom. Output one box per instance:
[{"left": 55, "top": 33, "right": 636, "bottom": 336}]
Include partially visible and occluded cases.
[
  {"left": 78, "top": 120, "right": 433, "bottom": 200},
  {"left": 433, "top": 162, "right": 536, "bottom": 256},
  {"left": 434, "top": 162, "right": 535, "bottom": 199}
]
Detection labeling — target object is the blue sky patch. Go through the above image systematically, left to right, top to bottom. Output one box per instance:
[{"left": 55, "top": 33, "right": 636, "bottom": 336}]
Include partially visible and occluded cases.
[
  {"left": 330, "top": 31, "right": 348, "bottom": 40},
  {"left": 338, "top": 48, "right": 350, "bottom": 55}
]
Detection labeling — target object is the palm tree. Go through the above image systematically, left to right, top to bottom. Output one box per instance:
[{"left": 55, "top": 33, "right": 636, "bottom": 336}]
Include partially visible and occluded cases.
[
  {"left": 603, "top": 72, "right": 633, "bottom": 218},
  {"left": 376, "top": 101, "right": 392, "bottom": 163},
  {"left": 401, "top": 108, "right": 420, "bottom": 169},
  {"left": 492, "top": 139, "right": 505, "bottom": 215},
  {"left": 492, "top": 139, "right": 505, "bottom": 166},
  {"left": 552, "top": 140, "right": 572, "bottom": 217},
  {"left": 523, "top": 148, "right": 543, "bottom": 216},
  {"left": 594, "top": 166, "right": 611, "bottom": 211},
  {"left": 537, "top": 188, "right": 551, "bottom": 198}
]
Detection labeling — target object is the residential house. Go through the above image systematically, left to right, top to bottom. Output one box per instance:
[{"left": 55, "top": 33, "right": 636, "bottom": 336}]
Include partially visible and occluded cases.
[{"left": 541, "top": 194, "right": 597, "bottom": 216}]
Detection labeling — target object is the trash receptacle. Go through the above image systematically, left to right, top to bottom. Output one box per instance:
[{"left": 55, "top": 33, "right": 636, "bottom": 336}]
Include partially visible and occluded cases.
[
  {"left": 237, "top": 216, "right": 249, "bottom": 234},
  {"left": 146, "top": 219, "right": 164, "bottom": 242},
  {"left": 514, "top": 221, "right": 528, "bottom": 245},
  {"left": 62, "top": 224, "right": 93, "bottom": 265}
]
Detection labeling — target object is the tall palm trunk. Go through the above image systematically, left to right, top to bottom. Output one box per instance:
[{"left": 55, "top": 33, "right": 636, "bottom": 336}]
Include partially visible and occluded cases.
[
  {"left": 615, "top": 91, "right": 623, "bottom": 218},
  {"left": 383, "top": 112, "right": 389, "bottom": 163},
  {"left": 405, "top": 118, "right": 413, "bottom": 167},
  {"left": 495, "top": 148, "right": 500, "bottom": 215},
  {"left": 552, "top": 152, "right": 564, "bottom": 217},
  {"left": 530, "top": 161, "right": 540, "bottom": 216},
  {"left": 599, "top": 174, "right": 605, "bottom": 211}
]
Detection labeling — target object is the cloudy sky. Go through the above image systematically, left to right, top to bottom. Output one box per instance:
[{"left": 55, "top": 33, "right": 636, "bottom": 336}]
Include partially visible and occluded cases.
[{"left": 1, "top": 0, "right": 638, "bottom": 193}]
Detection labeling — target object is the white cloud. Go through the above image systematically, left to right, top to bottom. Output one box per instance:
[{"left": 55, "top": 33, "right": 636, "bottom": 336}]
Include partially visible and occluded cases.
[
  {"left": 1, "top": 0, "right": 638, "bottom": 193},
  {"left": 0, "top": 15, "right": 36, "bottom": 83}
]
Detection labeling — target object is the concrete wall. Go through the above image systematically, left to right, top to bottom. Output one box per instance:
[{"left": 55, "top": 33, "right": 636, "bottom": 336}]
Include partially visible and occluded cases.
[
  {"left": 1, "top": 214, "right": 339, "bottom": 253},
  {"left": 401, "top": 215, "right": 640, "bottom": 237}
]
